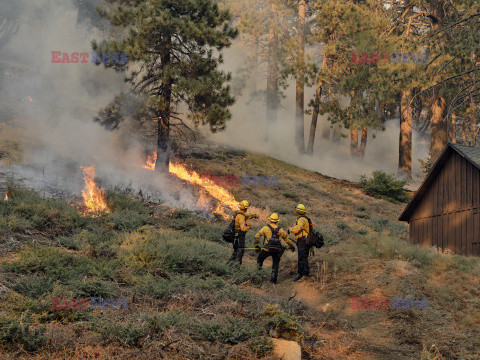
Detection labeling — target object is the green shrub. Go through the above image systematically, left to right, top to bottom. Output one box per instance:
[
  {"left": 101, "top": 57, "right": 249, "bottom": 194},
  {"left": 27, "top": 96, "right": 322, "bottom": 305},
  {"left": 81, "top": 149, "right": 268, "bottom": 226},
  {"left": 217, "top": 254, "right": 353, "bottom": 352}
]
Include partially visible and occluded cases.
[
  {"left": 360, "top": 171, "right": 410, "bottom": 203},
  {"left": 0, "top": 187, "right": 92, "bottom": 235},
  {"left": 106, "top": 191, "right": 148, "bottom": 213},
  {"left": 283, "top": 192, "right": 298, "bottom": 200},
  {"left": 110, "top": 210, "right": 151, "bottom": 232},
  {"left": 354, "top": 212, "right": 369, "bottom": 219},
  {"left": 362, "top": 216, "right": 408, "bottom": 239},
  {"left": 169, "top": 218, "right": 197, "bottom": 231},
  {"left": 335, "top": 220, "right": 349, "bottom": 230},
  {"left": 188, "top": 222, "right": 224, "bottom": 243},
  {"left": 121, "top": 231, "right": 232, "bottom": 276},
  {"left": 57, "top": 236, "right": 81, "bottom": 250},
  {"left": 3, "top": 245, "right": 119, "bottom": 283},
  {"left": 13, "top": 275, "right": 55, "bottom": 299},
  {"left": 69, "top": 280, "right": 115, "bottom": 298},
  {"left": 262, "top": 304, "right": 300, "bottom": 339},
  {"left": 0, "top": 316, "right": 47, "bottom": 351},
  {"left": 189, "top": 317, "right": 261, "bottom": 344},
  {"left": 93, "top": 319, "right": 147, "bottom": 347},
  {"left": 249, "top": 336, "right": 274, "bottom": 356}
]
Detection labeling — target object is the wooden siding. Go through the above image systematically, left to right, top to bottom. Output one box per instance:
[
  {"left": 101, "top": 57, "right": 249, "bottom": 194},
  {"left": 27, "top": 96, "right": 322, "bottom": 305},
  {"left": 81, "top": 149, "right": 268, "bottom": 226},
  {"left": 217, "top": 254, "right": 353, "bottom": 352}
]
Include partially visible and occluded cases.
[{"left": 408, "top": 151, "right": 480, "bottom": 256}]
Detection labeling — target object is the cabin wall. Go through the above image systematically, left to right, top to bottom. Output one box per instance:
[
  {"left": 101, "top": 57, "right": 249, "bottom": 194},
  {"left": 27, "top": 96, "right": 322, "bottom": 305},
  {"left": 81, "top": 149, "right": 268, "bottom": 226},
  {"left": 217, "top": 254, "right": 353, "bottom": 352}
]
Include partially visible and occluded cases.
[{"left": 409, "top": 152, "right": 480, "bottom": 256}]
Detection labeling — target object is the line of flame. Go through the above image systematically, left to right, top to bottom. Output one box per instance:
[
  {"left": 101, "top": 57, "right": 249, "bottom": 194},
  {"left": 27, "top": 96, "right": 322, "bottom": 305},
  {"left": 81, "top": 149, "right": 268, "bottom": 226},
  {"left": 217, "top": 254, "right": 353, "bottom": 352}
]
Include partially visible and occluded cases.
[{"left": 168, "top": 162, "right": 238, "bottom": 218}]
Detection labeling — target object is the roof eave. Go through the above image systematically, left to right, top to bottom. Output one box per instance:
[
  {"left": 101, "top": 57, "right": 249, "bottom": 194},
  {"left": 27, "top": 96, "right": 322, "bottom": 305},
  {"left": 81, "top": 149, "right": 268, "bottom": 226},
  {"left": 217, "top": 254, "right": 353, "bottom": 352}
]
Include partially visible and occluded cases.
[{"left": 398, "top": 143, "right": 455, "bottom": 222}]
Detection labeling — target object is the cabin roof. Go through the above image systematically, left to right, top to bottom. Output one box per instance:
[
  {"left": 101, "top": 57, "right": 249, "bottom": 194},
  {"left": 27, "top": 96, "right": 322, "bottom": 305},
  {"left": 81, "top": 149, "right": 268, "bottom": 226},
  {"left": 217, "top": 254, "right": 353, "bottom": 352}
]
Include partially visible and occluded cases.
[{"left": 399, "top": 143, "right": 480, "bottom": 222}]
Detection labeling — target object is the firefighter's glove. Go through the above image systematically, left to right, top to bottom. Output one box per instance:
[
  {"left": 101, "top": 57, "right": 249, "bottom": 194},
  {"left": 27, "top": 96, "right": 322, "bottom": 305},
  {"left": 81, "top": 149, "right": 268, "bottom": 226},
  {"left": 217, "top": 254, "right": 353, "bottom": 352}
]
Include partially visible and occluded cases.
[{"left": 255, "top": 246, "right": 261, "bottom": 253}]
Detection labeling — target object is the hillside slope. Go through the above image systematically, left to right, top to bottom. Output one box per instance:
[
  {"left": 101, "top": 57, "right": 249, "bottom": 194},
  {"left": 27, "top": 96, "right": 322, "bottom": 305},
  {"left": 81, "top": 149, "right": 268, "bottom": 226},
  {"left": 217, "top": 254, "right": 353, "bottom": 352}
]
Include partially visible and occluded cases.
[{"left": 0, "top": 148, "right": 479, "bottom": 360}]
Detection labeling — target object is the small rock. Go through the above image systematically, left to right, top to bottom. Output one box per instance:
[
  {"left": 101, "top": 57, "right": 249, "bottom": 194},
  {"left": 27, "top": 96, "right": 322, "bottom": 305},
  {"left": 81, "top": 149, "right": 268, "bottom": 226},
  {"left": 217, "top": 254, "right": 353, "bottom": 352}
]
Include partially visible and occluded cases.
[{"left": 270, "top": 338, "right": 301, "bottom": 360}]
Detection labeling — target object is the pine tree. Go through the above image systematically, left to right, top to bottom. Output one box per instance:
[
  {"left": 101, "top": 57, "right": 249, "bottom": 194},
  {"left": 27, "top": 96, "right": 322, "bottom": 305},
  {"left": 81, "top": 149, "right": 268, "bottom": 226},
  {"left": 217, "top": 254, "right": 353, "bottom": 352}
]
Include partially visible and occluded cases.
[{"left": 94, "top": 0, "right": 238, "bottom": 170}]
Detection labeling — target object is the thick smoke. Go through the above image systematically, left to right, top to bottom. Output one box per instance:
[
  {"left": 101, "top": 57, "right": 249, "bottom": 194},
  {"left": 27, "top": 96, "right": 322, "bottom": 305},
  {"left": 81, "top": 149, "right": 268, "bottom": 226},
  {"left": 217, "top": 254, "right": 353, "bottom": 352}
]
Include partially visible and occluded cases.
[
  {"left": 0, "top": 0, "right": 203, "bottom": 210},
  {"left": 0, "top": 0, "right": 427, "bottom": 204},
  {"left": 206, "top": 37, "right": 429, "bottom": 187}
]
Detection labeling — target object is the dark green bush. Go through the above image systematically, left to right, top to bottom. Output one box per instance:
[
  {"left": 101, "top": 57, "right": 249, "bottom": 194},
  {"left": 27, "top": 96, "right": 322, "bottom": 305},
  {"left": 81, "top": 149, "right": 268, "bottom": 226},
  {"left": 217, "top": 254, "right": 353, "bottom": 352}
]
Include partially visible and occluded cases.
[
  {"left": 360, "top": 171, "right": 410, "bottom": 203},
  {"left": 0, "top": 187, "right": 91, "bottom": 235},
  {"left": 110, "top": 210, "right": 151, "bottom": 232},
  {"left": 169, "top": 218, "right": 197, "bottom": 231},
  {"left": 335, "top": 220, "right": 349, "bottom": 230},
  {"left": 57, "top": 236, "right": 81, "bottom": 250},
  {"left": 3, "top": 245, "right": 120, "bottom": 283},
  {"left": 13, "top": 275, "right": 55, "bottom": 299},
  {"left": 69, "top": 280, "right": 115, "bottom": 298},
  {"left": 262, "top": 304, "right": 300, "bottom": 339},
  {"left": 0, "top": 316, "right": 47, "bottom": 351},
  {"left": 189, "top": 317, "right": 261, "bottom": 344},
  {"left": 93, "top": 319, "right": 147, "bottom": 347},
  {"left": 249, "top": 336, "right": 274, "bottom": 356}
]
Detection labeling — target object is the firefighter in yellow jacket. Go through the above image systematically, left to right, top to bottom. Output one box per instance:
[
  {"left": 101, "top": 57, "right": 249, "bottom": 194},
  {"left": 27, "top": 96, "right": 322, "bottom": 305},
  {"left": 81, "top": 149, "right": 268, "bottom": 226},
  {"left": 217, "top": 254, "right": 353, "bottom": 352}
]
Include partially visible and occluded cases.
[
  {"left": 228, "top": 200, "right": 256, "bottom": 265},
  {"left": 288, "top": 204, "right": 310, "bottom": 281},
  {"left": 255, "top": 213, "right": 295, "bottom": 284}
]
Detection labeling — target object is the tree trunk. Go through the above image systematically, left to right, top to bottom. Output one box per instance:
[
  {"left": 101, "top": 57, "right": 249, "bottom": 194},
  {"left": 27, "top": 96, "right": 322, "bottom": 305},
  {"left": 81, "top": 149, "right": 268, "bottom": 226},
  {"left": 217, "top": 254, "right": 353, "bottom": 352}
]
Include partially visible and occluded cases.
[
  {"left": 295, "top": 0, "right": 306, "bottom": 153},
  {"left": 428, "top": 0, "right": 447, "bottom": 162},
  {"left": 266, "top": 3, "right": 278, "bottom": 132},
  {"left": 155, "top": 35, "right": 172, "bottom": 172},
  {"left": 250, "top": 35, "right": 259, "bottom": 94},
  {"left": 307, "top": 45, "right": 328, "bottom": 154},
  {"left": 306, "top": 82, "right": 323, "bottom": 154},
  {"left": 399, "top": 90, "right": 413, "bottom": 178},
  {"left": 430, "top": 97, "right": 447, "bottom": 162},
  {"left": 468, "top": 106, "right": 477, "bottom": 146},
  {"left": 448, "top": 113, "right": 456, "bottom": 143},
  {"left": 462, "top": 118, "right": 467, "bottom": 144},
  {"left": 332, "top": 125, "right": 341, "bottom": 142},
  {"left": 359, "top": 127, "right": 367, "bottom": 158},
  {"left": 350, "top": 129, "right": 359, "bottom": 157}
]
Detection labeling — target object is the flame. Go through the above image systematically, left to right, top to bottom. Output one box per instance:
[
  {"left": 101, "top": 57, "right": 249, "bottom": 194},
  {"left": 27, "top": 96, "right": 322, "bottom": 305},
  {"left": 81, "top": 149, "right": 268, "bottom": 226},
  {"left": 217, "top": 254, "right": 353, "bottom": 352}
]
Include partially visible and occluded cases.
[
  {"left": 143, "top": 152, "right": 157, "bottom": 170},
  {"left": 169, "top": 162, "right": 238, "bottom": 218},
  {"left": 81, "top": 165, "right": 109, "bottom": 214},
  {"left": 4, "top": 193, "right": 8, "bottom": 201}
]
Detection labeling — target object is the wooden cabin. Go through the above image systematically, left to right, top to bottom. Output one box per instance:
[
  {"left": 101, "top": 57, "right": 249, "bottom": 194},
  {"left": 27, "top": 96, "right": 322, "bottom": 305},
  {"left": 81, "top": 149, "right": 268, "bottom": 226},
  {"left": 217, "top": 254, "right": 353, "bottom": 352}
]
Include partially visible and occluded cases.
[{"left": 399, "top": 143, "right": 480, "bottom": 256}]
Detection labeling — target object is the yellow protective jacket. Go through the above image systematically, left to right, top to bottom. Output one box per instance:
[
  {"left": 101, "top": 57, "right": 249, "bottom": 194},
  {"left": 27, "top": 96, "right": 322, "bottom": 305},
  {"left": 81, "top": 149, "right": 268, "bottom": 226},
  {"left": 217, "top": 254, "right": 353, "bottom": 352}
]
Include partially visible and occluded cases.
[
  {"left": 234, "top": 211, "right": 251, "bottom": 233},
  {"left": 289, "top": 216, "right": 310, "bottom": 240},
  {"left": 255, "top": 224, "right": 295, "bottom": 249}
]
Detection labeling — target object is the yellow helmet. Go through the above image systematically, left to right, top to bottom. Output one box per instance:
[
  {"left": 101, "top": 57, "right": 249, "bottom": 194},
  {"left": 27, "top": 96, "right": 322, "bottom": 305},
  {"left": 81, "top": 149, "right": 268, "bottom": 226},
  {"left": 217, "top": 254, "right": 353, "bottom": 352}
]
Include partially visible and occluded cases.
[
  {"left": 238, "top": 200, "right": 250, "bottom": 210},
  {"left": 295, "top": 204, "right": 306, "bottom": 215},
  {"left": 268, "top": 213, "right": 279, "bottom": 223}
]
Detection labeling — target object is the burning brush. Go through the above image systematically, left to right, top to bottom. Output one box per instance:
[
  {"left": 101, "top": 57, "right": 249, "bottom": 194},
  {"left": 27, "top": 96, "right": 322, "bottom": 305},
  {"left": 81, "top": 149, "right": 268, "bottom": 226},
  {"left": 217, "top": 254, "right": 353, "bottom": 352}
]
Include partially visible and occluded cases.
[
  {"left": 142, "top": 151, "right": 239, "bottom": 219},
  {"left": 80, "top": 165, "right": 109, "bottom": 214}
]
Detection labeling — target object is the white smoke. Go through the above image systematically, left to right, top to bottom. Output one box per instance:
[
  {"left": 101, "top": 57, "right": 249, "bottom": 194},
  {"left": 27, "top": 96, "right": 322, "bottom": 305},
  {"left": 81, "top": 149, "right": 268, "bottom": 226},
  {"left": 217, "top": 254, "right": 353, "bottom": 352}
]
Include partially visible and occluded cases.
[{"left": 0, "top": 0, "right": 204, "bottom": 210}]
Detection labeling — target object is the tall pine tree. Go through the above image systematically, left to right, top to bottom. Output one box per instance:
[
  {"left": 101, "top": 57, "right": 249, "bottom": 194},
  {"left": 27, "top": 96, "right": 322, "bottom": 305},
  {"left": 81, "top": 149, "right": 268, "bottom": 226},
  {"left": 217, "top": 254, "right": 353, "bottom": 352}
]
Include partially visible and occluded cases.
[{"left": 94, "top": 0, "right": 238, "bottom": 170}]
